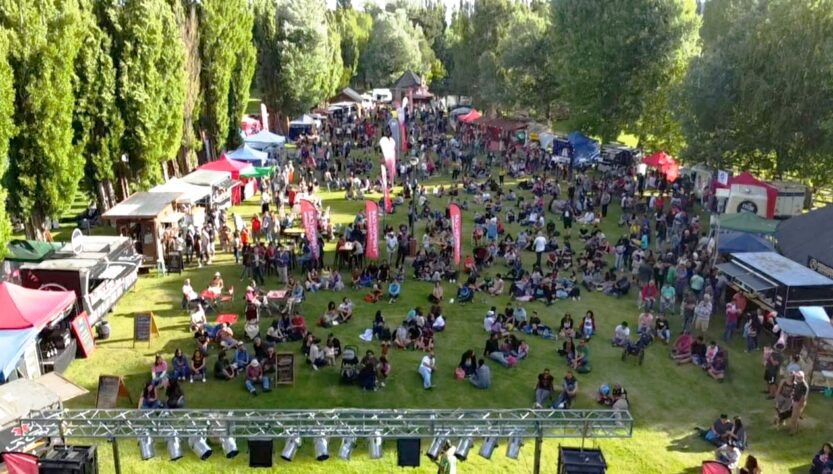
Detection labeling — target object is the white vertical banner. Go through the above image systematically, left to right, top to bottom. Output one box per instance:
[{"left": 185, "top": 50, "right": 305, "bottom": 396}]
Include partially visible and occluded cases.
[
  {"left": 260, "top": 103, "right": 269, "bottom": 132},
  {"left": 717, "top": 170, "right": 729, "bottom": 186}
]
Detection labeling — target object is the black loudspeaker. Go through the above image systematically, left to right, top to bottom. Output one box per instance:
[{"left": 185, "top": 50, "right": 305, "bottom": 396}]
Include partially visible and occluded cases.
[
  {"left": 397, "top": 438, "right": 421, "bottom": 467},
  {"left": 248, "top": 439, "right": 274, "bottom": 468},
  {"left": 39, "top": 445, "right": 98, "bottom": 474},
  {"left": 557, "top": 446, "right": 607, "bottom": 474}
]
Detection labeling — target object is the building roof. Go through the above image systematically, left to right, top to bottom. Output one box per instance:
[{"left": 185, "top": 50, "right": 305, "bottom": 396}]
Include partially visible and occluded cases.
[
  {"left": 394, "top": 70, "right": 422, "bottom": 90},
  {"left": 340, "top": 87, "right": 364, "bottom": 102},
  {"left": 103, "top": 192, "right": 180, "bottom": 219},
  {"left": 732, "top": 251, "right": 833, "bottom": 287}
]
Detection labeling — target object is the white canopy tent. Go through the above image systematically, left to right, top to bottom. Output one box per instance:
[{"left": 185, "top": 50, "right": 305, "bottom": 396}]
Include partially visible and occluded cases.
[
  {"left": 244, "top": 130, "right": 286, "bottom": 151},
  {"left": 149, "top": 178, "right": 211, "bottom": 204}
]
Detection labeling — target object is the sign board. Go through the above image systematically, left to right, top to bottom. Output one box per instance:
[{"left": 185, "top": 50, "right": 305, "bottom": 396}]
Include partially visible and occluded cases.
[
  {"left": 234, "top": 214, "right": 244, "bottom": 232},
  {"left": 808, "top": 256, "right": 833, "bottom": 280},
  {"left": 69, "top": 312, "right": 96, "bottom": 358},
  {"left": 133, "top": 313, "right": 159, "bottom": 346},
  {"left": 275, "top": 352, "right": 295, "bottom": 385},
  {"left": 95, "top": 375, "right": 132, "bottom": 409}
]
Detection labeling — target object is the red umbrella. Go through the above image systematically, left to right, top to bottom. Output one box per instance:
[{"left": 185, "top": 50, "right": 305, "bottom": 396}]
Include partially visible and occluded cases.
[
  {"left": 459, "top": 110, "right": 482, "bottom": 124},
  {"left": 642, "top": 151, "right": 674, "bottom": 168}
]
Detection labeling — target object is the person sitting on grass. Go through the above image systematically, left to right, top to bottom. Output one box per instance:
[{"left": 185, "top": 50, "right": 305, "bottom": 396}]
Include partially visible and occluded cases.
[
  {"left": 488, "top": 274, "right": 505, "bottom": 296},
  {"left": 388, "top": 280, "right": 401, "bottom": 303},
  {"left": 428, "top": 281, "right": 444, "bottom": 303},
  {"left": 456, "top": 282, "right": 474, "bottom": 304},
  {"left": 337, "top": 298, "right": 354, "bottom": 323},
  {"left": 320, "top": 301, "right": 339, "bottom": 328},
  {"left": 189, "top": 304, "right": 207, "bottom": 332},
  {"left": 289, "top": 311, "right": 308, "bottom": 340},
  {"left": 581, "top": 311, "right": 596, "bottom": 339},
  {"left": 637, "top": 311, "right": 654, "bottom": 336},
  {"left": 432, "top": 313, "right": 446, "bottom": 332},
  {"left": 655, "top": 314, "right": 671, "bottom": 344},
  {"left": 266, "top": 319, "right": 287, "bottom": 343},
  {"left": 612, "top": 322, "right": 631, "bottom": 347},
  {"left": 217, "top": 323, "right": 237, "bottom": 349},
  {"left": 394, "top": 324, "right": 412, "bottom": 350},
  {"left": 194, "top": 326, "right": 211, "bottom": 354},
  {"left": 416, "top": 328, "right": 435, "bottom": 352},
  {"left": 671, "top": 331, "right": 694, "bottom": 364},
  {"left": 484, "top": 333, "right": 512, "bottom": 367},
  {"left": 690, "top": 336, "right": 707, "bottom": 366},
  {"left": 307, "top": 337, "right": 328, "bottom": 370},
  {"left": 512, "top": 339, "right": 530, "bottom": 360},
  {"left": 570, "top": 339, "right": 591, "bottom": 372},
  {"left": 232, "top": 342, "right": 251, "bottom": 373},
  {"left": 261, "top": 346, "right": 278, "bottom": 375},
  {"left": 171, "top": 348, "right": 190, "bottom": 381},
  {"left": 190, "top": 349, "right": 206, "bottom": 383},
  {"left": 214, "top": 350, "right": 235, "bottom": 380},
  {"left": 359, "top": 350, "right": 378, "bottom": 391},
  {"left": 459, "top": 350, "right": 477, "bottom": 377},
  {"left": 419, "top": 351, "right": 436, "bottom": 390},
  {"left": 707, "top": 351, "right": 728, "bottom": 381},
  {"left": 151, "top": 354, "right": 169, "bottom": 388},
  {"left": 377, "top": 356, "right": 391, "bottom": 387},
  {"left": 244, "top": 359, "right": 270, "bottom": 396},
  {"left": 470, "top": 359, "right": 492, "bottom": 389},
  {"left": 534, "top": 369, "right": 555, "bottom": 408},
  {"left": 553, "top": 371, "right": 578, "bottom": 409},
  {"left": 165, "top": 378, "right": 185, "bottom": 408},
  {"left": 139, "top": 381, "right": 164, "bottom": 409},
  {"left": 694, "top": 413, "right": 734, "bottom": 446},
  {"left": 811, "top": 442, "right": 833, "bottom": 474},
  {"left": 715, "top": 443, "right": 742, "bottom": 470}
]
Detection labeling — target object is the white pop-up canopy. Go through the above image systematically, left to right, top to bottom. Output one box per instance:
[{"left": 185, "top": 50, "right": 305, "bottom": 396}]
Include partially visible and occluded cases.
[
  {"left": 244, "top": 130, "right": 286, "bottom": 151},
  {"left": 150, "top": 178, "right": 211, "bottom": 204}
]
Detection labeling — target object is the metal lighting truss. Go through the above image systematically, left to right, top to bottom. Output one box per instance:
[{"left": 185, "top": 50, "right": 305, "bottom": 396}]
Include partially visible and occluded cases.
[{"left": 22, "top": 408, "right": 633, "bottom": 441}]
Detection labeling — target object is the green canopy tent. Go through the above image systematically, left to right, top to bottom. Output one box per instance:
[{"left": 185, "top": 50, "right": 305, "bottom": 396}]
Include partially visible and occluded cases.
[
  {"left": 239, "top": 166, "right": 274, "bottom": 179},
  {"left": 718, "top": 212, "right": 779, "bottom": 235},
  {"left": 5, "top": 240, "right": 64, "bottom": 263}
]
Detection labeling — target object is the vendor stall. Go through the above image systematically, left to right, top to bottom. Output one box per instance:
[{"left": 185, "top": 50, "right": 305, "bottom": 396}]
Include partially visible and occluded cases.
[
  {"left": 288, "top": 114, "right": 321, "bottom": 141},
  {"left": 244, "top": 129, "right": 286, "bottom": 151},
  {"left": 224, "top": 144, "right": 269, "bottom": 167},
  {"left": 195, "top": 158, "right": 254, "bottom": 204},
  {"left": 182, "top": 168, "right": 238, "bottom": 208},
  {"left": 102, "top": 192, "right": 182, "bottom": 264},
  {"left": 776, "top": 204, "right": 833, "bottom": 280},
  {"left": 20, "top": 235, "right": 141, "bottom": 325},
  {"left": 2, "top": 240, "right": 64, "bottom": 283},
  {"left": 717, "top": 251, "right": 833, "bottom": 318},
  {"left": 0, "top": 282, "right": 77, "bottom": 378},
  {"left": 775, "top": 306, "right": 833, "bottom": 390}
]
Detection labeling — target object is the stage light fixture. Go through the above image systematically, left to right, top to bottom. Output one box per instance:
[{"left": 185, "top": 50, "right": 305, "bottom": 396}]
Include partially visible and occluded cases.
[
  {"left": 368, "top": 432, "right": 383, "bottom": 459},
  {"left": 280, "top": 435, "right": 302, "bottom": 462},
  {"left": 314, "top": 436, "right": 330, "bottom": 461},
  {"left": 426, "top": 436, "right": 448, "bottom": 461},
  {"left": 506, "top": 436, "right": 523, "bottom": 460},
  {"left": 138, "top": 437, "right": 155, "bottom": 460},
  {"left": 166, "top": 437, "right": 184, "bottom": 461},
  {"left": 188, "top": 437, "right": 213, "bottom": 460},
  {"left": 219, "top": 437, "right": 239, "bottom": 458},
  {"left": 338, "top": 437, "right": 357, "bottom": 460},
  {"left": 455, "top": 437, "right": 473, "bottom": 461},
  {"left": 479, "top": 437, "right": 498, "bottom": 460}
]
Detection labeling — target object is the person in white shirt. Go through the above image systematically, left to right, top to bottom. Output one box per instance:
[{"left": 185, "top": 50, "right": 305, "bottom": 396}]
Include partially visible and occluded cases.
[
  {"left": 261, "top": 190, "right": 271, "bottom": 213},
  {"left": 385, "top": 232, "right": 398, "bottom": 264},
  {"left": 533, "top": 233, "right": 548, "bottom": 268},
  {"left": 182, "top": 278, "right": 204, "bottom": 308},
  {"left": 483, "top": 308, "right": 497, "bottom": 332},
  {"left": 432, "top": 315, "right": 446, "bottom": 332},
  {"left": 612, "top": 322, "right": 631, "bottom": 347},
  {"left": 418, "top": 351, "right": 435, "bottom": 389}
]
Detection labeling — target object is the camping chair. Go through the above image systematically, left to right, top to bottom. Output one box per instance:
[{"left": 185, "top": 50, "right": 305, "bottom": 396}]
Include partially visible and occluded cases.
[{"left": 219, "top": 286, "right": 235, "bottom": 308}]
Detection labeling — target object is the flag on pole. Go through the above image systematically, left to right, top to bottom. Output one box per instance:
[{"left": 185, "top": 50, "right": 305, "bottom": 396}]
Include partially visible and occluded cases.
[
  {"left": 260, "top": 103, "right": 269, "bottom": 132},
  {"left": 380, "top": 136, "right": 397, "bottom": 180},
  {"left": 381, "top": 165, "right": 392, "bottom": 213},
  {"left": 300, "top": 199, "right": 319, "bottom": 259},
  {"left": 365, "top": 200, "right": 379, "bottom": 260},
  {"left": 449, "top": 203, "right": 462, "bottom": 265}
]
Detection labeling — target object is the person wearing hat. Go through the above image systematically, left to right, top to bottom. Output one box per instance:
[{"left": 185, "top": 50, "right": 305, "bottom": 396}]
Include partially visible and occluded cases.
[
  {"left": 232, "top": 342, "right": 251, "bottom": 372},
  {"left": 244, "top": 359, "right": 270, "bottom": 396},
  {"left": 790, "top": 371, "right": 809, "bottom": 434}
]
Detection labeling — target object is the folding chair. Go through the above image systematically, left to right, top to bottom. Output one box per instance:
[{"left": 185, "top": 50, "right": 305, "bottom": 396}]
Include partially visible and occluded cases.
[{"left": 220, "top": 286, "right": 235, "bottom": 308}]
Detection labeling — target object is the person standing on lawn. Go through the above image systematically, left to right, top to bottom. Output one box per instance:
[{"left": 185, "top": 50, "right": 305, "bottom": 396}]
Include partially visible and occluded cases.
[
  {"left": 533, "top": 232, "right": 547, "bottom": 269},
  {"left": 764, "top": 346, "right": 785, "bottom": 398},
  {"left": 419, "top": 351, "right": 436, "bottom": 389},
  {"left": 790, "top": 371, "right": 809, "bottom": 434}
]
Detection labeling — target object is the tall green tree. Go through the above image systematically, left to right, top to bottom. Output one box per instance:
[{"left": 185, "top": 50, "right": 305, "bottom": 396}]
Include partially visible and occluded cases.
[
  {"left": 1, "top": 0, "right": 85, "bottom": 236},
  {"left": 117, "top": 0, "right": 186, "bottom": 187},
  {"left": 171, "top": 0, "right": 202, "bottom": 174},
  {"left": 199, "top": 0, "right": 254, "bottom": 157},
  {"left": 253, "top": 0, "right": 338, "bottom": 129},
  {"left": 552, "top": 0, "right": 698, "bottom": 142},
  {"left": 679, "top": 0, "right": 833, "bottom": 187},
  {"left": 73, "top": 4, "right": 124, "bottom": 211},
  {"left": 332, "top": 7, "right": 372, "bottom": 88},
  {"left": 361, "top": 10, "right": 425, "bottom": 87},
  {"left": 226, "top": 31, "right": 256, "bottom": 150},
  {"left": 0, "top": 33, "right": 14, "bottom": 254}
]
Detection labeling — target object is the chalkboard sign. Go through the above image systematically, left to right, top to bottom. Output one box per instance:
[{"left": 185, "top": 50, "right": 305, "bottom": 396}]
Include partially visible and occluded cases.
[
  {"left": 165, "top": 252, "right": 183, "bottom": 274},
  {"left": 70, "top": 312, "right": 96, "bottom": 358},
  {"left": 133, "top": 313, "right": 159, "bottom": 347},
  {"left": 275, "top": 352, "right": 295, "bottom": 385},
  {"left": 96, "top": 375, "right": 131, "bottom": 408}
]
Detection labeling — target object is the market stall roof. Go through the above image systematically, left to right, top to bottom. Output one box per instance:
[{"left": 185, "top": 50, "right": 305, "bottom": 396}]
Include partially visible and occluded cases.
[
  {"left": 394, "top": 70, "right": 422, "bottom": 90},
  {"left": 449, "top": 106, "right": 472, "bottom": 117},
  {"left": 290, "top": 114, "right": 320, "bottom": 126},
  {"left": 244, "top": 130, "right": 286, "bottom": 150},
  {"left": 568, "top": 131, "right": 601, "bottom": 164},
  {"left": 224, "top": 145, "right": 268, "bottom": 166},
  {"left": 196, "top": 158, "right": 252, "bottom": 180},
  {"left": 240, "top": 166, "right": 274, "bottom": 179},
  {"left": 715, "top": 171, "right": 778, "bottom": 219},
  {"left": 150, "top": 178, "right": 210, "bottom": 204},
  {"left": 103, "top": 192, "right": 181, "bottom": 219},
  {"left": 776, "top": 204, "right": 833, "bottom": 269},
  {"left": 719, "top": 212, "right": 779, "bottom": 235},
  {"left": 717, "top": 230, "right": 774, "bottom": 254},
  {"left": 5, "top": 240, "right": 64, "bottom": 263},
  {"left": 732, "top": 251, "right": 833, "bottom": 287},
  {"left": 0, "top": 282, "right": 76, "bottom": 330},
  {"left": 800, "top": 306, "right": 833, "bottom": 339},
  {"left": 0, "top": 328, "right": 38, "bottom": 383},
  {"left": 0, "top": 374, "right": 86, "bottom": 426}
]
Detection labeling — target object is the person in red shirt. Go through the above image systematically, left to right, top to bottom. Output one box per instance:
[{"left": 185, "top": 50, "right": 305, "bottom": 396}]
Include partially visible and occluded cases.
[
  {"left": 288, "top": 187, "right": 297, "bottom": 207},
  {"left": 251, "top": 215, "right": 261, "bottom": 242},
  {"left": 640, "top": 279, "right": 659, "bottom": 311}
]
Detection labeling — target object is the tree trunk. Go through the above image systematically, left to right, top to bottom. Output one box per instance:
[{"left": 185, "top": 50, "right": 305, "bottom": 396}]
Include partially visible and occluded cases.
[
  {"left": 161, "top": 162, "right": 170, "bottom": 182},
  {"left": 105, "top": 180, "right": 117, "bottom": 210},
  {"left": 96, "top": 181, "right": 110, "bottom": 212},
  {"left": 26, "top": 210, "right": 45, "bottom": 241}
]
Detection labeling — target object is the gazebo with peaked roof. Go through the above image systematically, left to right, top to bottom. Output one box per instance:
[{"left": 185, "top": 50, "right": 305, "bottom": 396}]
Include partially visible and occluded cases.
[{"left": 392, "top": 70, "right": 432, "bottom": 103}]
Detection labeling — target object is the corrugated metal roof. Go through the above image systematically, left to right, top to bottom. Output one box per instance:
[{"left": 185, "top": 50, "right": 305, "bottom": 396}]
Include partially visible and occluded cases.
[{"left": 103, "top": 192, "right": 180, "bottom": 219}]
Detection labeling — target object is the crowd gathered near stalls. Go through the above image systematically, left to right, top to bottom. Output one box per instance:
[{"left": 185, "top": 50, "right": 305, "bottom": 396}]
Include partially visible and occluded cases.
[{"left": 132, "top": 99, "right": 823, "bottom": 474}]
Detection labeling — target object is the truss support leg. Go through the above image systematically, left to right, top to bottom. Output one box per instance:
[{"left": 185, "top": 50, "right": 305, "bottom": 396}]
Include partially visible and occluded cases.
[
  {"left": 533, "top": 434, "right": 542, "bottom": 474},
  {"left": 111, "top": 438, "right": 122, "bottom": 474}
]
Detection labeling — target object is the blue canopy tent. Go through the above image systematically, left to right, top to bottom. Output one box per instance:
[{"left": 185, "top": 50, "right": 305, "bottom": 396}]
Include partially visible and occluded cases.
[
  {"left": 288, "top": 115, "right": 319, "bottom": 141},
  {"left": 244, "top": 130, "right": 285, "bottom": 151},
  {"left": 567, "top": 132, "right": 600, "bottom": 167},
  {"left": 224, "top": 145, "right": 268, "bottom": 167},
  {"left": 717, "top": 230, "right": 774, "bottom": 254},
  {"left": 0, "top": 328, "right": 37, "bottom": 383}
]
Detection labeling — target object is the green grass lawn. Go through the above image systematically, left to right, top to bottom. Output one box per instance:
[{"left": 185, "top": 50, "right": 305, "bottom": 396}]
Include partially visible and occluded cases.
[{"left": 58, "top": 168, "right": 831, "bottom": 474}]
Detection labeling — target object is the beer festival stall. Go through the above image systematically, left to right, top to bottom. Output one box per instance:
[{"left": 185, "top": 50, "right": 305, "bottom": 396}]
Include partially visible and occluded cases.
[
  {"left": 194, "top": 157, "right": 254, "bottom": 204},
  {"left": 101, "top": 191, "right": 182, "bottom": 264},
  {"left": 19, "top": 234, "right": 141, "bottom": 326},
  {"left": 0, "top": 282, "right": 79, "bottom": 382},
  {"left": 775, "top": 306, "right": 833, "bottom": 390}
]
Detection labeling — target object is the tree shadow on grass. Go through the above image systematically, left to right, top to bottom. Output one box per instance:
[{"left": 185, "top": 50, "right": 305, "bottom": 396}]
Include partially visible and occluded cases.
[{"left": 789, "top": 464, "right": 812, "bottom": 474}]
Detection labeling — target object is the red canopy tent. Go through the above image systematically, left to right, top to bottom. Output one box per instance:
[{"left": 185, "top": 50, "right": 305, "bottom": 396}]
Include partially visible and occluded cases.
[
  {"left": 458, "top": 109, "right": 482, "bottom": 124},
  {"left": 642, "top": 151, "right": 680, "bottom": 182},
  {"left": 198, "top": 157, "right": 254, "bottom": 180},
  {"left": 713, "top": 171, "right": 778, "bottom": 218},
  {"left": 0, "top": 282, "right": 76, "bottom": 330}
]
